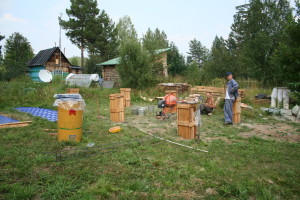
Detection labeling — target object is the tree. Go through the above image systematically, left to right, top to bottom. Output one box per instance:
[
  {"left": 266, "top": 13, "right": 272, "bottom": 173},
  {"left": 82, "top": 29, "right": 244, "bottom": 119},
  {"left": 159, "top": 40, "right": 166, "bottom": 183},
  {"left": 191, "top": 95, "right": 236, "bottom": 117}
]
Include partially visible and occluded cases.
[
  {"left": 59, "top": 0, "right": 99, "bottom": 68},
  {"left": 229, "top": 0, "right": 293, "bottom": 83},
  {"left": 270, "top": 1, "right": 300, "bottom": 84},
  {"left": 87, "top": 10, "right": 118, "bottom": 60},
  {"left": 116, "top": 15, "right": 137, "bottom": 42},
  {"left": 142, "top": 28, "right": 169, "bottom": 53},
  {"left": 3, "top": 32, "right": 34, "bottom": 80},
  {"left": 0, "top": 34, "right": 4, "bottom": 58},
  {"left": 0, "top": 34, "right": 5, "bottom": 80},
  {"left": 201, "top": 36, "right": 235, "bottom": 79},
  {"left": 117, "top": 37, "right": 157, "bottom": 89},
  {"left": 187, "top": 38, "right": 209, "bottom": 68},
  {"left": 168, "top": 42, "right": 186, "bottom": 76},
  {"left": 85, "top": 54, "right": 102, "bottom": 74},
  {"left": 68, "top": 56, "right": 80, "bottom": 66}
]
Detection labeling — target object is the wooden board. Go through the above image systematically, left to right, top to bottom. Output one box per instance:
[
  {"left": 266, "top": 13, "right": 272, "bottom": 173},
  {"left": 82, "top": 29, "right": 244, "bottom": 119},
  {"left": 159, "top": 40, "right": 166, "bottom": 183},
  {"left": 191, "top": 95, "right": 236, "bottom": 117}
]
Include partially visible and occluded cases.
[
  {"left": 191, "top": 86, "right": 246, "bottom": 99},
  {"left": 0, "top": 121, "right": 32, "bottom": 129}
]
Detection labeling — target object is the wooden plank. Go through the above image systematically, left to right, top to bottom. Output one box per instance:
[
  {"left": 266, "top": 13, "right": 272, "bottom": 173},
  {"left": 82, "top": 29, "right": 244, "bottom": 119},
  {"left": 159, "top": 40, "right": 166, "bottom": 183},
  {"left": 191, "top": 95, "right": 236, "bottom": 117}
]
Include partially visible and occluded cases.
[{"left": 0, "top": 121, "right": 32, "bottom": 129}]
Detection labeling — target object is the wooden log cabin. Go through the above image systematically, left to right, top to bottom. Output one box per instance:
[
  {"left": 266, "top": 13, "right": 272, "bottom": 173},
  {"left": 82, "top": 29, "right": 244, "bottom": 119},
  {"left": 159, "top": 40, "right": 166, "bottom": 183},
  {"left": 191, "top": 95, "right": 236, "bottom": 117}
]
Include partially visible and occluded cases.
[
  {"left": 27, "top": 47, "right": 82, "bottom": 82},
  {"left": 98, "top": 48, "right": 171, "bottom": 86}
]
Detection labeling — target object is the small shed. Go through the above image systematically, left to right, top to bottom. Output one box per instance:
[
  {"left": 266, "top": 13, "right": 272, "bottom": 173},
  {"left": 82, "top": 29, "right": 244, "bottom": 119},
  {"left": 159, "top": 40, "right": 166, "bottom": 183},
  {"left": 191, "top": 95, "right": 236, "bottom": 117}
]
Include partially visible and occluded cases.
[
  {"left": 27, "top": 47, "right": 82, "bottom": 82},
  {"left": 98, "top": 48, "right": 170, "bottom": 85},
  {"left": 99, "top": 57, "right": 121, "bottom": 84}
]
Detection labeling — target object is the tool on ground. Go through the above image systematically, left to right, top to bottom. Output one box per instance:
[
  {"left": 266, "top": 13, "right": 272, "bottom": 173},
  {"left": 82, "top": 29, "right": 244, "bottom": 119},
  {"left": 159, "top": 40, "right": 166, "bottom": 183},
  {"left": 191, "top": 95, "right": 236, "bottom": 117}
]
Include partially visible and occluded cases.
[{"left": 109, "top": 126, "right": 121, "bottom": 133}]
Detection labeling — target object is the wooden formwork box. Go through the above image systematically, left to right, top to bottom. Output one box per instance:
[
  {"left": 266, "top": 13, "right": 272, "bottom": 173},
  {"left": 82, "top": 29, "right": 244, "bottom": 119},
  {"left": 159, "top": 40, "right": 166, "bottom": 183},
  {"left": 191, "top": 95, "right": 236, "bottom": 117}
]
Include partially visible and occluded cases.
[
  {"left": 66, "top": 88, "right": 80, "bottom": 94},
  {"left": 120, "top": 88, "right": 131, "bottom": 107},
  {"left": 110, "top": 94, "right": 125, "bottom": 122},
  {"left": 233, "top": 97, "right": 241, "bottom": 124},
  {"left": 177, "top": 103, "right": 197, "bottom": 139}
]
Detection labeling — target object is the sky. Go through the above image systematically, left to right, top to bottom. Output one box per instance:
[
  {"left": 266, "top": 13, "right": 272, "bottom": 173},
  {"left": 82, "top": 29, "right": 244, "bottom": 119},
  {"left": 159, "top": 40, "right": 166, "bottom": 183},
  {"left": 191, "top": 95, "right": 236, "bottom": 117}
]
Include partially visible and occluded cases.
[{"left": 0, "top": 0, "right": 295, "bottom": 59}]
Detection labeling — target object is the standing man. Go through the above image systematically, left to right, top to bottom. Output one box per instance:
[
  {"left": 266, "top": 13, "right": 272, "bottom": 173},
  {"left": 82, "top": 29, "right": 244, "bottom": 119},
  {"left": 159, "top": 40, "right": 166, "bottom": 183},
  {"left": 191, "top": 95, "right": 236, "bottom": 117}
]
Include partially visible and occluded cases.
[{"left": 224, "top": 72, "right": 239, "bottom": 125}]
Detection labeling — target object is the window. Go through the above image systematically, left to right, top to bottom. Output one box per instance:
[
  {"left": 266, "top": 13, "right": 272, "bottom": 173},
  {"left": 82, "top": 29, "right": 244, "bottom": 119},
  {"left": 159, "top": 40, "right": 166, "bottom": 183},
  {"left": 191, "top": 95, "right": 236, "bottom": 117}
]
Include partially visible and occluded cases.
[{"left": 52, "top": 70, "right": 63, "bottom": 76}]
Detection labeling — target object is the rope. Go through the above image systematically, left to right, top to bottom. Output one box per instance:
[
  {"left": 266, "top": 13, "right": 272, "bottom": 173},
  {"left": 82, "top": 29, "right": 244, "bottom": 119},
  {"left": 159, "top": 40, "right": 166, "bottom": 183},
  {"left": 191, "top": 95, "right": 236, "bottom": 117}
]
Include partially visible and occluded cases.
[{"left": 136, "top": 127, "right": 209, "bottom": 153}]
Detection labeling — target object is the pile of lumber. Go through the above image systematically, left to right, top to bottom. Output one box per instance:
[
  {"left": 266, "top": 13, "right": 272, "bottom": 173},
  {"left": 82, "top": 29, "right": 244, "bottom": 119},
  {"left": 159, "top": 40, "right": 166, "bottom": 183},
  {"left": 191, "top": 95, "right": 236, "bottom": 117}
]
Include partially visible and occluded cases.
[
  {"left": 157, "top": 83, "right": 191, "bottom": 94},
  {"left": 190, "top": 86, "right": 246, "bottom": 99}
]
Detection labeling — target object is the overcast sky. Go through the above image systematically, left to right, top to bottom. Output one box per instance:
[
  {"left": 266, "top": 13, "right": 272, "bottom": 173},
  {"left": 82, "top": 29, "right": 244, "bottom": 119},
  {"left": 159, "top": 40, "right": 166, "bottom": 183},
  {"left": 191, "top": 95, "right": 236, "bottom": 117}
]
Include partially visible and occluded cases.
[{"left": 0, "top": 0, "right": 295, "bottom": 59}]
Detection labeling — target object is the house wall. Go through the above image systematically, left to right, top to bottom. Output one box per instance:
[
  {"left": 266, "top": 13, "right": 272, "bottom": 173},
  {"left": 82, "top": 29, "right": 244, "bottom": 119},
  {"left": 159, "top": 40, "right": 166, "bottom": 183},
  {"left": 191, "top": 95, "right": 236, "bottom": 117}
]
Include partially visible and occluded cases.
[
  {"left": 44, "top": 49, "right": 72, "bottom": 72},
  {"left": 155, "top": 52, "right": 168, "bottom": 77},
  {"left": 102, "top": 65, "right": 120, "bottom": 84}
]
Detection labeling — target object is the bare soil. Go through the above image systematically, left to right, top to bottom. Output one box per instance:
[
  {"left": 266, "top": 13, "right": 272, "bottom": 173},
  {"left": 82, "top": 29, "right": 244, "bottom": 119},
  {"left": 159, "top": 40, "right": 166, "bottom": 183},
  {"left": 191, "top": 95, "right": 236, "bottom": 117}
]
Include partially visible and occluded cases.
[{"left": 239, "top": 123, "right": 300, "bottom": 142}]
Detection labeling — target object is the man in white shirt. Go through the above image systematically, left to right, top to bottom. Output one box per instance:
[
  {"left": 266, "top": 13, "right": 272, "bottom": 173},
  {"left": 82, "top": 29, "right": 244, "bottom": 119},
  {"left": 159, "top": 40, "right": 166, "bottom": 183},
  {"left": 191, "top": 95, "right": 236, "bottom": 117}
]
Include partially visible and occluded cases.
[{"left": 224, "top": 72, "right": 239, "bottom": 125}]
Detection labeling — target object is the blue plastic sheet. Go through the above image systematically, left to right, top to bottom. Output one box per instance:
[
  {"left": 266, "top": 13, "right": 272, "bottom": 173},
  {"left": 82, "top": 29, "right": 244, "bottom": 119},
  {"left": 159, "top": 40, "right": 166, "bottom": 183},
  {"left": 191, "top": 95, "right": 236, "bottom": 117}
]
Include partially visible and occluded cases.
[
  {"left": 16, "top": 107, "right": 57, "bottom": 122},
  {"left": 0, "top": 115, "right": 20, "bottom": 124}
]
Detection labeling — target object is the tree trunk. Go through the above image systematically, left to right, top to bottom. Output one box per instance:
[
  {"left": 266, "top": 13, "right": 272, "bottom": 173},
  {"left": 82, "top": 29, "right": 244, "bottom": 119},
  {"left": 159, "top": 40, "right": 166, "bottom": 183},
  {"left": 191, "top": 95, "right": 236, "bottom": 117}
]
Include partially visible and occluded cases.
[{"left": 81, "top": 44, "right": 84, "bottom": 69}]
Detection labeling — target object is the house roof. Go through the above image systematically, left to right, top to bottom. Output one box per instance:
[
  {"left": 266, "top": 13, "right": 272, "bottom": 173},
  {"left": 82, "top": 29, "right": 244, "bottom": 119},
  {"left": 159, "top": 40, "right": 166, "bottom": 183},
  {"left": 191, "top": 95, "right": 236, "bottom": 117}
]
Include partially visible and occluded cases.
[
  {"left": 28, "top": 47, "right": 70, "bottom": 67},
  {"left": 98, "top": 48, "right": 171, "bottom": 66},
  {"left": 154, "top": 48, "right": 171, "bottom": 54},
  {"left": 98, "top": 57, "right": 121, "bottom": 66},
  {"left": 68, "top": 65, "right": 82, "bottom": 69}
]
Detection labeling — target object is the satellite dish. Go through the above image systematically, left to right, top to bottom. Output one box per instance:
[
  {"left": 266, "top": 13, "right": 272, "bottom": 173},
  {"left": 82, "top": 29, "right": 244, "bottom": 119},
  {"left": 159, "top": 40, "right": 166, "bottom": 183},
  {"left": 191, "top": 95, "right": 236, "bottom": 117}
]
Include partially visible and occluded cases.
[{"left": 39, "top": 70, "right": 53, "bottom": 83}]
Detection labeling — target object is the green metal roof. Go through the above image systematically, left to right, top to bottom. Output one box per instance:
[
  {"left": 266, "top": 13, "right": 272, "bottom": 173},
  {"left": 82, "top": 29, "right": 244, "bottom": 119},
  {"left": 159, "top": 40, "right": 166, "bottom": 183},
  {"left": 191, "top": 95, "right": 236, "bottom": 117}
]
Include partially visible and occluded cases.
[
  {"left": 98, "top": 48, "right": 171, "bottom": 66},
  {"left": 155, "top": 48, "right": 171, "bottom": 54},
  {"left": 98, "top": 57, "right": 120, "bottom": 66}
]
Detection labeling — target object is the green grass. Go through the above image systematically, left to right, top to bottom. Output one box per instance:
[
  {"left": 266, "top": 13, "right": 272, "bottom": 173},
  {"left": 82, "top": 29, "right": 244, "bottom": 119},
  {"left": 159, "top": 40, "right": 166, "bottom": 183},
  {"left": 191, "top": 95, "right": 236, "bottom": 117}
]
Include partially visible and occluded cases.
[{"left": 0, "top": 78, "right": 299, "bottom": 199}]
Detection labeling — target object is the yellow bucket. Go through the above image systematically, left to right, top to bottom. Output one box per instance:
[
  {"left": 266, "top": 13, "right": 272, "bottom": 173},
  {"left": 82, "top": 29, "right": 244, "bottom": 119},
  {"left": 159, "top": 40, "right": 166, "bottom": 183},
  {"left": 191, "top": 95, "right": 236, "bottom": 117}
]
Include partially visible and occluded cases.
[{"left": 57, "top": 101, "right": 84, "bottom": 142}]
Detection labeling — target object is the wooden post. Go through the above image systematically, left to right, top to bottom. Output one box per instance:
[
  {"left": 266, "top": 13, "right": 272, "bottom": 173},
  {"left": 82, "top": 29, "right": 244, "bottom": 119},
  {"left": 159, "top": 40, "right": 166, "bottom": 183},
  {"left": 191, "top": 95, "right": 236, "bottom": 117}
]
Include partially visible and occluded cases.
[
  {"left": 120, "top": 88, "right": 131, "bottom": 107},
  {"left": 110, "top": 94, "right": 125, "bottom": 122},
  {"left": 233, "top": 97, "right": 241, "bottom": 124},
  {"left": 177, "top": 103, "right": 197, "bottom": 139}
]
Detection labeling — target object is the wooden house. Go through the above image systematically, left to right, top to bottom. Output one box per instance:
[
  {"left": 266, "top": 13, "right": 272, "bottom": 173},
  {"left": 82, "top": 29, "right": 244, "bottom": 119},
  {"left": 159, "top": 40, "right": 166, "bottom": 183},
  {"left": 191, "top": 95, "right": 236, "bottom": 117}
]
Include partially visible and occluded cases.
[
  {"left": 27, "top": 47, "right": 82, "bottom": 82},
  {"left": 98, "top": 48, "right": 170, "bottom": 85}
]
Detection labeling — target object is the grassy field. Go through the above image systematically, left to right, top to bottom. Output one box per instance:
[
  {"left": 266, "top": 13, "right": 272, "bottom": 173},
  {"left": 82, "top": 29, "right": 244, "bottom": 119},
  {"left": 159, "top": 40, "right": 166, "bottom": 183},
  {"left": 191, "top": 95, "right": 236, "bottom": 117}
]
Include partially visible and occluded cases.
[{"left": 0, "top": 78, "right": 299, "bottom": 200}]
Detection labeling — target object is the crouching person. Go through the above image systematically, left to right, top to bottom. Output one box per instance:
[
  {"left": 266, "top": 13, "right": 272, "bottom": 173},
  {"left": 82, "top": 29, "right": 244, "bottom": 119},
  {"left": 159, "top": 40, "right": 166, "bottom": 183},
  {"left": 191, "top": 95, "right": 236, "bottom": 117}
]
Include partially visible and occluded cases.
[{"left": 200, "top": 92, "right": 216, "bottom": 116}]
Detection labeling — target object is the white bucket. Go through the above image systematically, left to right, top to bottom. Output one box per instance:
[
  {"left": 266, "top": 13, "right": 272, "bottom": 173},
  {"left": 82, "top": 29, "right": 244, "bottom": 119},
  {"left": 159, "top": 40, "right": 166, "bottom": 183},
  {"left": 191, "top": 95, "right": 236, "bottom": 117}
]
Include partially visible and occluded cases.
[{"left": 138, "top": 108, "right": 146, "bottom": 116}]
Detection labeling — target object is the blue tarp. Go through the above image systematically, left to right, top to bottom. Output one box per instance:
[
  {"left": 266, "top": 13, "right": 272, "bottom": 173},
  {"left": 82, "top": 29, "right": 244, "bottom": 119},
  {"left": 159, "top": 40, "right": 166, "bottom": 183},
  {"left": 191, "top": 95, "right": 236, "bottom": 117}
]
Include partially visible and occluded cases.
[
  {"left": 16, "top": 107, "right": 57, "bottom": 122},
  {"left": 0, "top": 115, "right": 20, "bottom": 124}
]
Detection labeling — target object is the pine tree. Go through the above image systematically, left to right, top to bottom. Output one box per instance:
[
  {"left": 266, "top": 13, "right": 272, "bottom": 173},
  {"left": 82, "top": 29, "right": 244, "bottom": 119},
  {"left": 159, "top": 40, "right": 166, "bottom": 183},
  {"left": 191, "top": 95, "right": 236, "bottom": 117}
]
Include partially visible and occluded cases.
[
  {"left": 59, "top": 0, "right": 99, "bottom": 68},
  {"left": 230, "top": 0, "right": 293, "bottom": 83},
  {"left": 87, "top": 10, "right": 118, "bottom": 60},
  {"left": 116, "top": 16, "right": 137, "bottom": 42},
  {"left": 142, "top": 28, "right": 169, "bottom": 54},
  {"left": 3, "top": 32, "right": 34, "bottom": 80},
  {"left": 187, "top": 38, "right": 209, "bottom": 68},
  {"left": 168, "top": 42, "right": 186, "bottom": 76}
]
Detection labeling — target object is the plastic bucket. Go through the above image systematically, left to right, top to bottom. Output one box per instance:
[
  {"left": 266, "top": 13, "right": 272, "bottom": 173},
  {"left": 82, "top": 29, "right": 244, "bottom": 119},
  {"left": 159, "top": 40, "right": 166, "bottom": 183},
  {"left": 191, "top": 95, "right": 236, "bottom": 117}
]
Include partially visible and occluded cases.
[
  {"left": 57, "top": 101, "right": 83, "bottom": 142},
  {"left": 148, "top": 105, "right": 155, "bottom": 112},
  {"left": 131, "top": 107, "right": 139, "bottom": 115},
  {"left": 138, "top": 108, "right": 146, "bottom": 116}
]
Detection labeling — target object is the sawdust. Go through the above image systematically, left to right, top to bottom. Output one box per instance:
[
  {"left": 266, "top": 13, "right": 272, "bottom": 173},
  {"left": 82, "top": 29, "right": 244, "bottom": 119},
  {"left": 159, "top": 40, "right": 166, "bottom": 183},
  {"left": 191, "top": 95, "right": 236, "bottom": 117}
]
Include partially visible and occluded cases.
[{"left": 239, "top": 123, "right": 300, "bottom": 142}]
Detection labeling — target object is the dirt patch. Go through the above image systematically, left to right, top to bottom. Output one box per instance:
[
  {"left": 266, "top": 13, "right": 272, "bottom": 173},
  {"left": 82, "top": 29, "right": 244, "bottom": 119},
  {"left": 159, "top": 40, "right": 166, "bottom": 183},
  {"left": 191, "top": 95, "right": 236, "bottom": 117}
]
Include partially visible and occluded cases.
[{"left": 240, "top": 123, "right": 300, "bottom": 142}]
